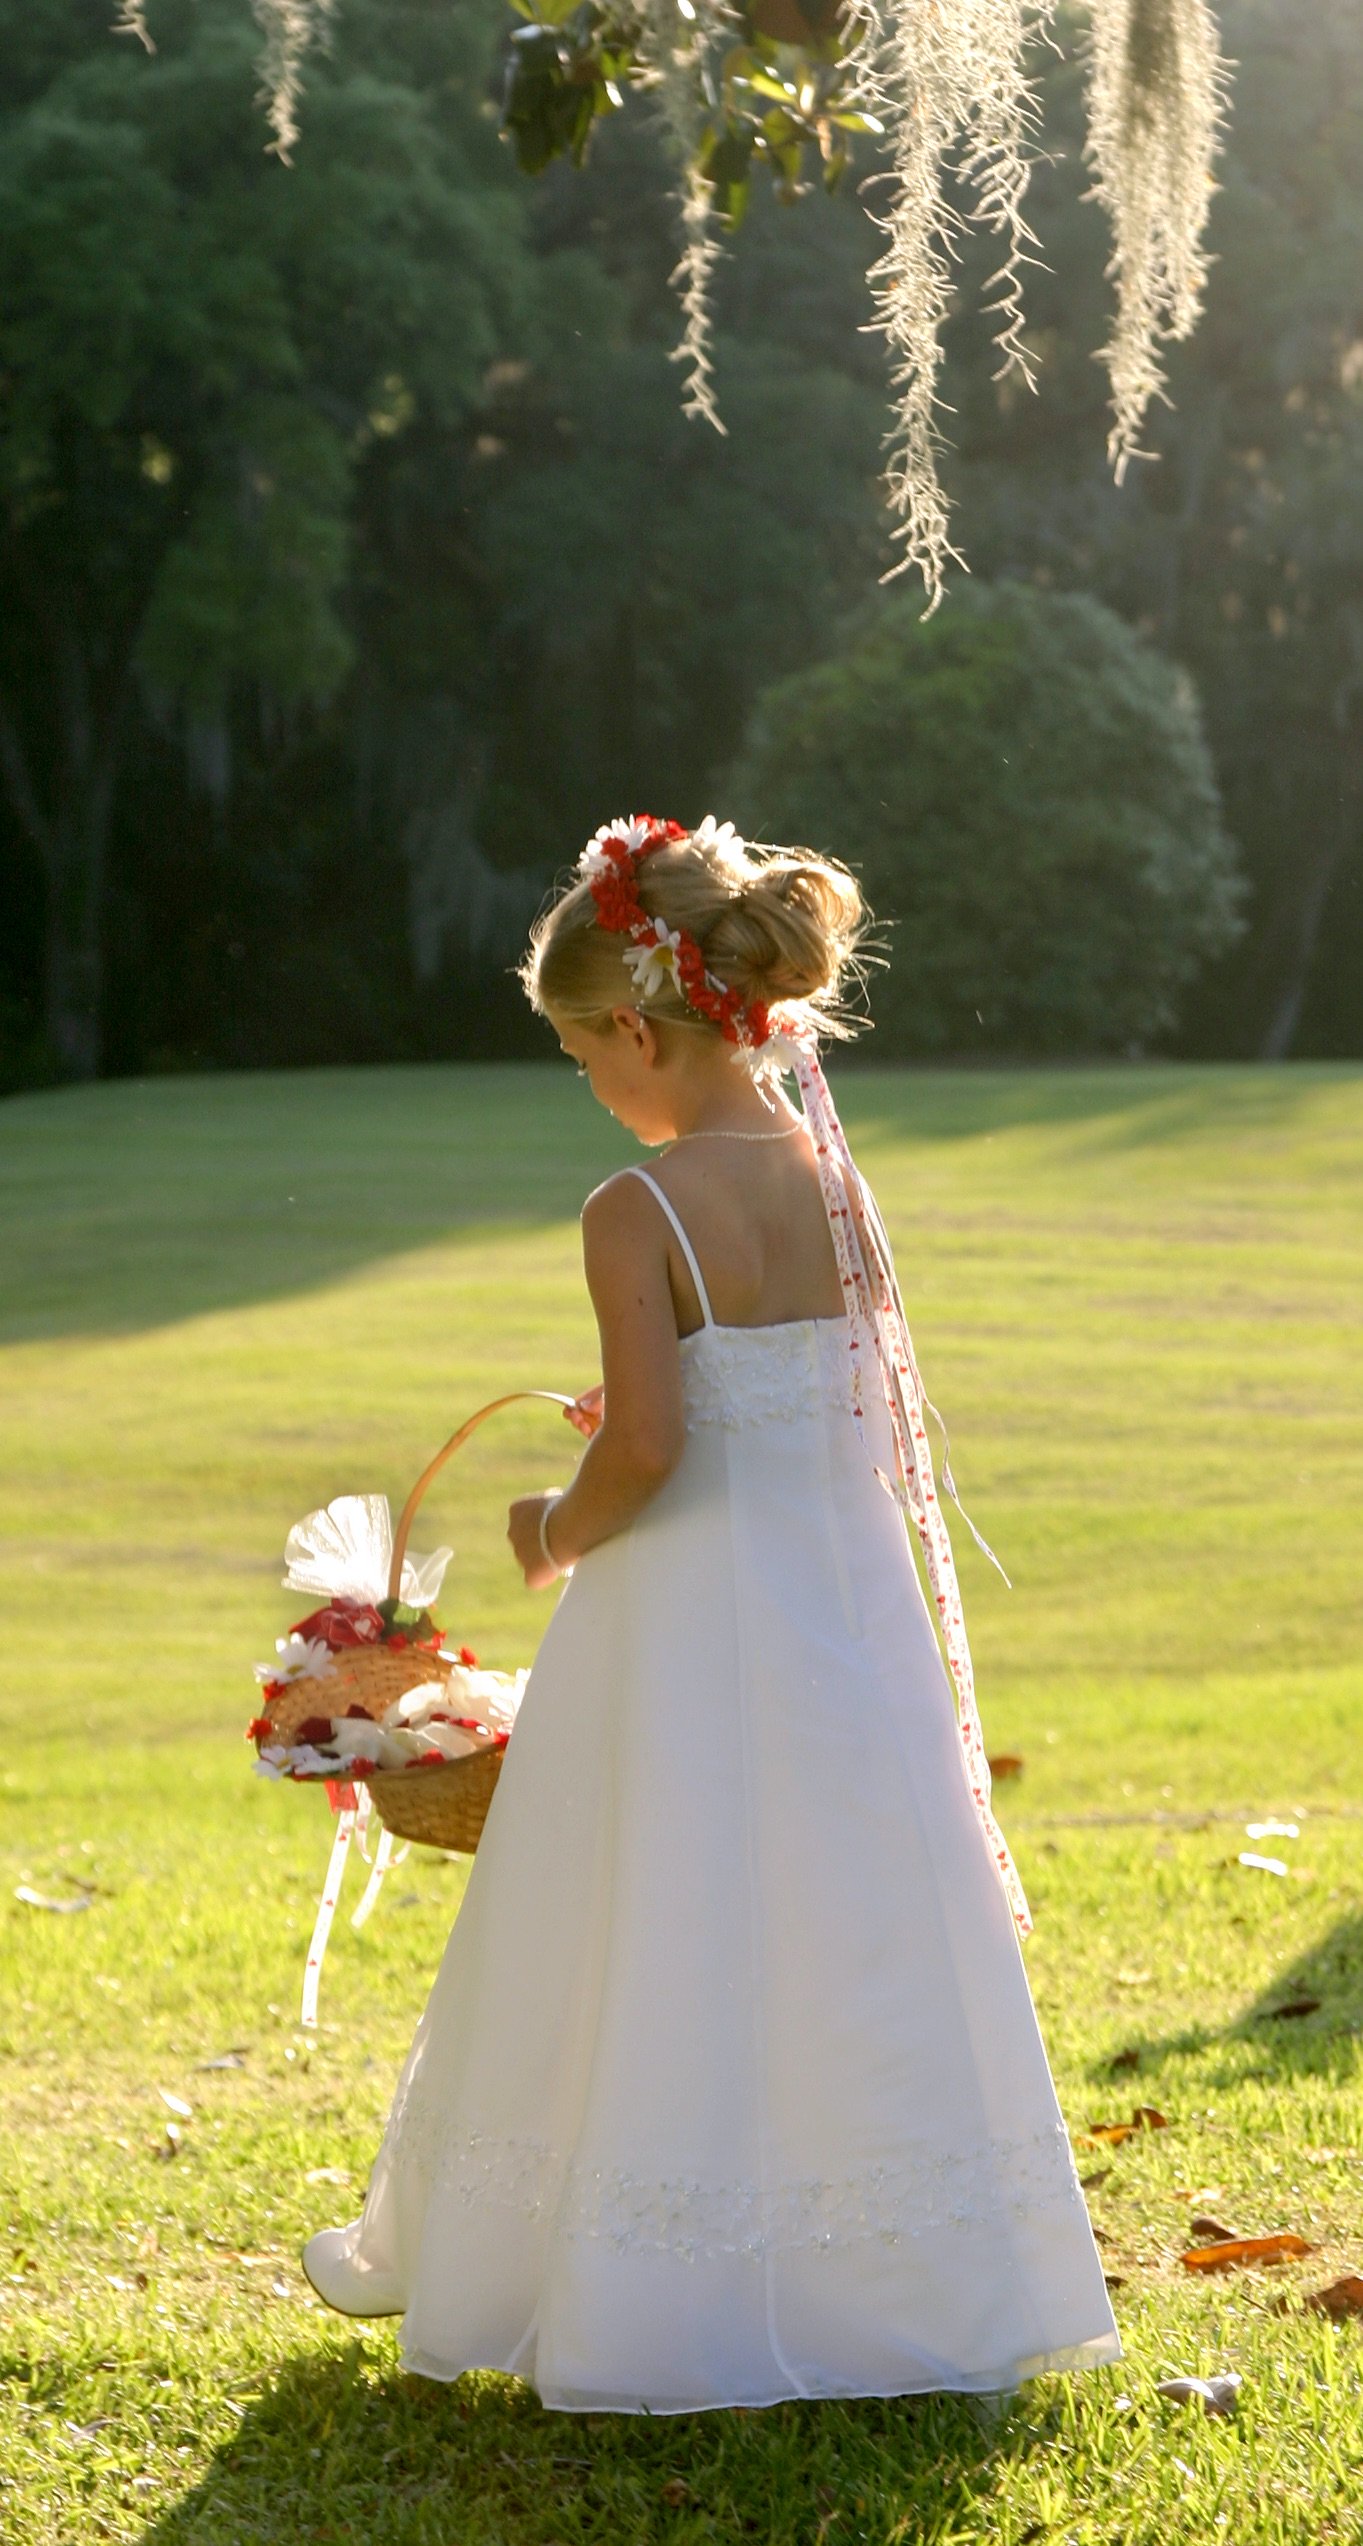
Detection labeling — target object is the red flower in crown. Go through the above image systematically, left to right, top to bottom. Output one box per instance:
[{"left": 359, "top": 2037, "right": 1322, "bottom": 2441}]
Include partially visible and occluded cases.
[{"left": 575, "top": 813, "right": 770, "bottom": 1051}]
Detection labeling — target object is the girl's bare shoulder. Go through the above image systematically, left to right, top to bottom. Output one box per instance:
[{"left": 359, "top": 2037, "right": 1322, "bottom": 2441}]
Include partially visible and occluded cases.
[{"left": 581, "top": 1166, "right": 657, "bottom": 1225}]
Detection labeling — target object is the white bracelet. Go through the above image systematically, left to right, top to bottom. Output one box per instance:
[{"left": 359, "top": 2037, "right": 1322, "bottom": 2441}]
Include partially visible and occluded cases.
[{"left": 538, "top": 1491, "right": 565, "bottom": 1577}]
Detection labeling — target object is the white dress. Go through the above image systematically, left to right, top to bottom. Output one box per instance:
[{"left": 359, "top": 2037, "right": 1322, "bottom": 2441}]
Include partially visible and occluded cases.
[{"left": 304, "top": 1169, "right": 1121, "bottom": 2412}]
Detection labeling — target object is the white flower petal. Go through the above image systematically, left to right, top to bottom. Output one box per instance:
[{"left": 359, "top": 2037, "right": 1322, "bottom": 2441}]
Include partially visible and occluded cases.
[
  {"left": 692, "top": 814, "right": 742, "bottom": 856},
  {"left": 383, "top": 1682, "right": 452, "bottom": 1731}
]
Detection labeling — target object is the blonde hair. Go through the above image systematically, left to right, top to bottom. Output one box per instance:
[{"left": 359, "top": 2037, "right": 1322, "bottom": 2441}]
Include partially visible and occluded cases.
[{"left": 521, "top": 823, "right": 868, "bottom": 1041}]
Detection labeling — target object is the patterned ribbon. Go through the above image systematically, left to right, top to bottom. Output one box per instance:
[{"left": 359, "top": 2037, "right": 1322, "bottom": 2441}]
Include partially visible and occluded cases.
[
  {"left": 789, "top": 1038, "right": 1032, "bottom": 1939},
  {"left": 299, "top": 1783, "right": 411, "bottom": 2025},
  {"left": 301, "top": 1789, "right": 358, "bottom": 2028}
]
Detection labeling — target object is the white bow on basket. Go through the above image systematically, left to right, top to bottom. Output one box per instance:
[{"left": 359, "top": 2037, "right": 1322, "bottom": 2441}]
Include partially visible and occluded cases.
[{"left": 282, "top": 1492, "right": 452, "bottom": 1610}]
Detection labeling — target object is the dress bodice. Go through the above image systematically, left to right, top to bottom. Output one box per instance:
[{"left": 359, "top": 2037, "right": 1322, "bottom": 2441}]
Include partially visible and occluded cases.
[
  {"left": 622, "top": 1166, "right": 858, "bottom": 1436},
  {"left": 678, "top": 1318, "right": 858, "bottom": 1433}
]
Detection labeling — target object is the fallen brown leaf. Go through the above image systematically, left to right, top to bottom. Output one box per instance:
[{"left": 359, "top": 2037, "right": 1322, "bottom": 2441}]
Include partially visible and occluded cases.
[
  {"left": 987, "top": 1754, "right": 1025, "bottom": 1778},
  {"left": 1265, "top": 1996, "right": 1322, "bottom": 2020},
  {"left": 1109, "top": 2047, "right": 1141, "bottom": 2073},
  {"left": 1078, "top": 2106, "right": 1168, "bottom": 2148},
  {"left": 1080, "top": 2168, "right": 1113, "bottom": 2191},
  {"left": 1188, "top": 2215, "right": 1238, "bottom": 2244},
  {"left": 1180, "top": 2233, "right": 1315, "bottom": 2274},
  {"left": 1103, "top": 2272, "right": 1127, "bottom": 2291},
  {"left": 1303, "top": 2275, "right": 1363, "bottom": 2319},
  {"left": 659, "top": 2478, "right": 694, "bottom": 2508}
]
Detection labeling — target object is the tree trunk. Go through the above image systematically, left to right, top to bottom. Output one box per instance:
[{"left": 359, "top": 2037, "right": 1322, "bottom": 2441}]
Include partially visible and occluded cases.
[
  {"left": 0, "top": 630, "right": 124, "bottom": 1080},
  {"left": 1260, "top": 738, "right": 1363, "bottom": 1060},
  {"left": 43, "top": 799, "right": 112, "bottom": 1078}
]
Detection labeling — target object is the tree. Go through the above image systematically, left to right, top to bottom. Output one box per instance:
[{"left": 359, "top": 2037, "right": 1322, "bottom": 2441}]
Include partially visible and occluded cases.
[
  {"left": 0, "top": 0, "right": 521, "bottom": 1075},
  {"left": 193, "top": 0, "right": 1228, "bottom": 607},
  {"left": 937, "top": 0, "right": 1363, "bottom": 1056},
  {"left": 726, "top": 581, "right": 1244, "bottom": 1055}
]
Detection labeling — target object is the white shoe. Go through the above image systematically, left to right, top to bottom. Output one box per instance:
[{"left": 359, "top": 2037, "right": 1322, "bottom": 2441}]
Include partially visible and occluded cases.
[{"left": 301, "top": 2227, "right": 404, "bottom": 2319}]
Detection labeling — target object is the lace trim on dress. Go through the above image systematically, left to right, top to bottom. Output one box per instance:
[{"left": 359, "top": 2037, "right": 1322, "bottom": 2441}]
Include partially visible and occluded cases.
[
  {"left": 679, "top": 1321, "right": 859, "bottom": 1435},
  {"left": 380, "top": 2098, "right": 1087, "bottom": 2262}
]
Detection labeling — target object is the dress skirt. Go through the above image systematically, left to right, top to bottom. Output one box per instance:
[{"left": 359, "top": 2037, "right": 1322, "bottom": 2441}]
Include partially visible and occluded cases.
[{"left": 305, "top": 1317, "right": 1121, "bottom": 2411}]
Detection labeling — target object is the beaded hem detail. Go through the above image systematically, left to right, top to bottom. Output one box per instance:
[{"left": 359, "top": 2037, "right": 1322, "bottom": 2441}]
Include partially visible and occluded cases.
[
  {"left": 679, "top": 1322, "right": 858, "bottom": 1435},
  {"left": 380, "top": 2099, "right": 1088, "bottom": 2263}
]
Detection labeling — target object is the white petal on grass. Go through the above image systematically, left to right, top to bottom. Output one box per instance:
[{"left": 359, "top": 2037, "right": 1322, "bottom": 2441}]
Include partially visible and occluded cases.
[{"left": 1157, "top": 2371, "right": 1243, "bottom": 2418}]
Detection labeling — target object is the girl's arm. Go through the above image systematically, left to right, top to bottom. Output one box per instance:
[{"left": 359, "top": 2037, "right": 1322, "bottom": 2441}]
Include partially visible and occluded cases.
[{"left": 507, "top": 1176, "right": 686, "bottom": 1585}]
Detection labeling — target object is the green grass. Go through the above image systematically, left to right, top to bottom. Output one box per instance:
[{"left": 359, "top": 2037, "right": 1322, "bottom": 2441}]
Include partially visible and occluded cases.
[{"left": 2, "top": 1059, "right": 1362, "bottom": 2545}]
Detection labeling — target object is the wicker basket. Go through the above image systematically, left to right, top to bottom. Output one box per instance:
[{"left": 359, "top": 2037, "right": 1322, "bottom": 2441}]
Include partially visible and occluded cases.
[
  {"left": 263, "top": 1388, "right": 570, "bottom": 1856},
  {"left": 262, "top": 1643, "right": 456, "bottom": 1749},
  {"left": 367, "top": 1744, "right": 505, "bottom": 1852}
]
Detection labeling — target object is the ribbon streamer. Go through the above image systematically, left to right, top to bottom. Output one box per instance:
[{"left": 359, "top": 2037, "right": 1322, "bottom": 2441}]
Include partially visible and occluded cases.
[
  {"left": 790, "top": 1038, "right": 1032, "bottom": 1940},
  {"left": 301, "top": 1799, "right": 357, "bottom": 2028},
  {"left": 351, "top": 1816, "right": 408, "bottom": 1932}
]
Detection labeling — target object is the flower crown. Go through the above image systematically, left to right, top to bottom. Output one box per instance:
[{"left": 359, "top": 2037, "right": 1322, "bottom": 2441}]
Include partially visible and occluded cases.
[{"left": 576, "top": 813, "right": 771, "bottom": 1052}]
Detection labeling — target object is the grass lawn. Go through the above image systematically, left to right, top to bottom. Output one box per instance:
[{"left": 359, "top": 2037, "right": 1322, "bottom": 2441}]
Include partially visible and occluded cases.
[{"left": 2, "top": 1058, "right": 1362, "bottom": 2545}]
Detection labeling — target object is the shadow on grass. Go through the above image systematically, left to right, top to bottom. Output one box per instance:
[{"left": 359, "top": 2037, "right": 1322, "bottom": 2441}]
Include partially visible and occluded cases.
[
  {"left": 845, "top": 1058, "right": 1351, "bottom": 1157},
  {"left": 4, "top": 1060, "right": 1348, "bottom": 1346},
  {"left": 1093, "top": 1910, "right": 1363, "bottom": 2090},
  {"left": 134, "top": 2344, "right": 1059, "bottom": 2546}
]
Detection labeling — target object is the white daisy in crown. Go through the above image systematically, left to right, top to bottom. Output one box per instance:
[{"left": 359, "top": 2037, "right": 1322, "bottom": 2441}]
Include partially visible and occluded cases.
[
  {"left": 578, "top": 814, "right": 662, "bottom": 880},
  {"left": 691, "top": 814, "right": 743, "bottom": 857},
  {"left": 623, "top": 917, "right": 684, "bottom": 1001}
]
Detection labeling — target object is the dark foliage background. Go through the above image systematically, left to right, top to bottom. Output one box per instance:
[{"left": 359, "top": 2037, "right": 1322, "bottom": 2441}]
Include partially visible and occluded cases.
[{"left": 0, "top": 0, "right": 1359, "bottom": 1083}]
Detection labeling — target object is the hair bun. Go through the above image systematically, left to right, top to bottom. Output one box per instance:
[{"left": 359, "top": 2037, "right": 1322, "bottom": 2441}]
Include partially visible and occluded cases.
[
  {"left": 522, "top": 819, "right": 868, "bottom": 1039},
  {"left": 705, "top": 855, "right": 865, "bottom": 1007}
]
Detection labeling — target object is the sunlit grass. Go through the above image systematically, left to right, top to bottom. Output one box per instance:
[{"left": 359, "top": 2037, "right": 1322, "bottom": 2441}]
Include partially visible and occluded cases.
[{"left": 2, "top": 1061, "right": 1361, "bottom": 2542}]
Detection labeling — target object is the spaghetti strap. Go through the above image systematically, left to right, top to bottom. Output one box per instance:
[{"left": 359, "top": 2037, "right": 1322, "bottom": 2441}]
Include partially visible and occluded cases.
[{"left": 625, "top": 1169, "right": 716, "bottom": 1328}]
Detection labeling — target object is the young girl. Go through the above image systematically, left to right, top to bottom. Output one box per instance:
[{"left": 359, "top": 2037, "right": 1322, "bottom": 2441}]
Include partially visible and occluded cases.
[{"left": 303, "top": 815, "right": 1120, "bottom": 2412}]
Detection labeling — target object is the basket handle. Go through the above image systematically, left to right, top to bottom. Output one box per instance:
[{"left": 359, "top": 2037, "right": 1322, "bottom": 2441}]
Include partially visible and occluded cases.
[{"left": 387, "top": 1390, "right": 577, "bottom": 1602}]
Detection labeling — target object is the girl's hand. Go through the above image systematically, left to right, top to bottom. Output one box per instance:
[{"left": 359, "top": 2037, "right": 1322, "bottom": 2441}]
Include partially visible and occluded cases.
[
  {"left": 563, "top": 1384, "right": 605, "bottom": 1440},
  {"left": 507, "top": 1491, "right": 565, "bottom": 1591}
]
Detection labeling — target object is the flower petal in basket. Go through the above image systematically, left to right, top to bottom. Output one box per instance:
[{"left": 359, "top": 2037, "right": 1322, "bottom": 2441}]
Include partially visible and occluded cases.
[
  {"left": 282, "top": 1493, "right": 452, "bottom": 1609},
  {"left": 325, "top": 1717, "right": 408, "bottom": 1768}
]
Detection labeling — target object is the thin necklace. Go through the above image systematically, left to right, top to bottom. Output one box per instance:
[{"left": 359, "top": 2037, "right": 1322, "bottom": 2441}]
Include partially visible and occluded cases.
[{"left": 665, "top": 1121, "right": 804, "bottom": 1146}]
